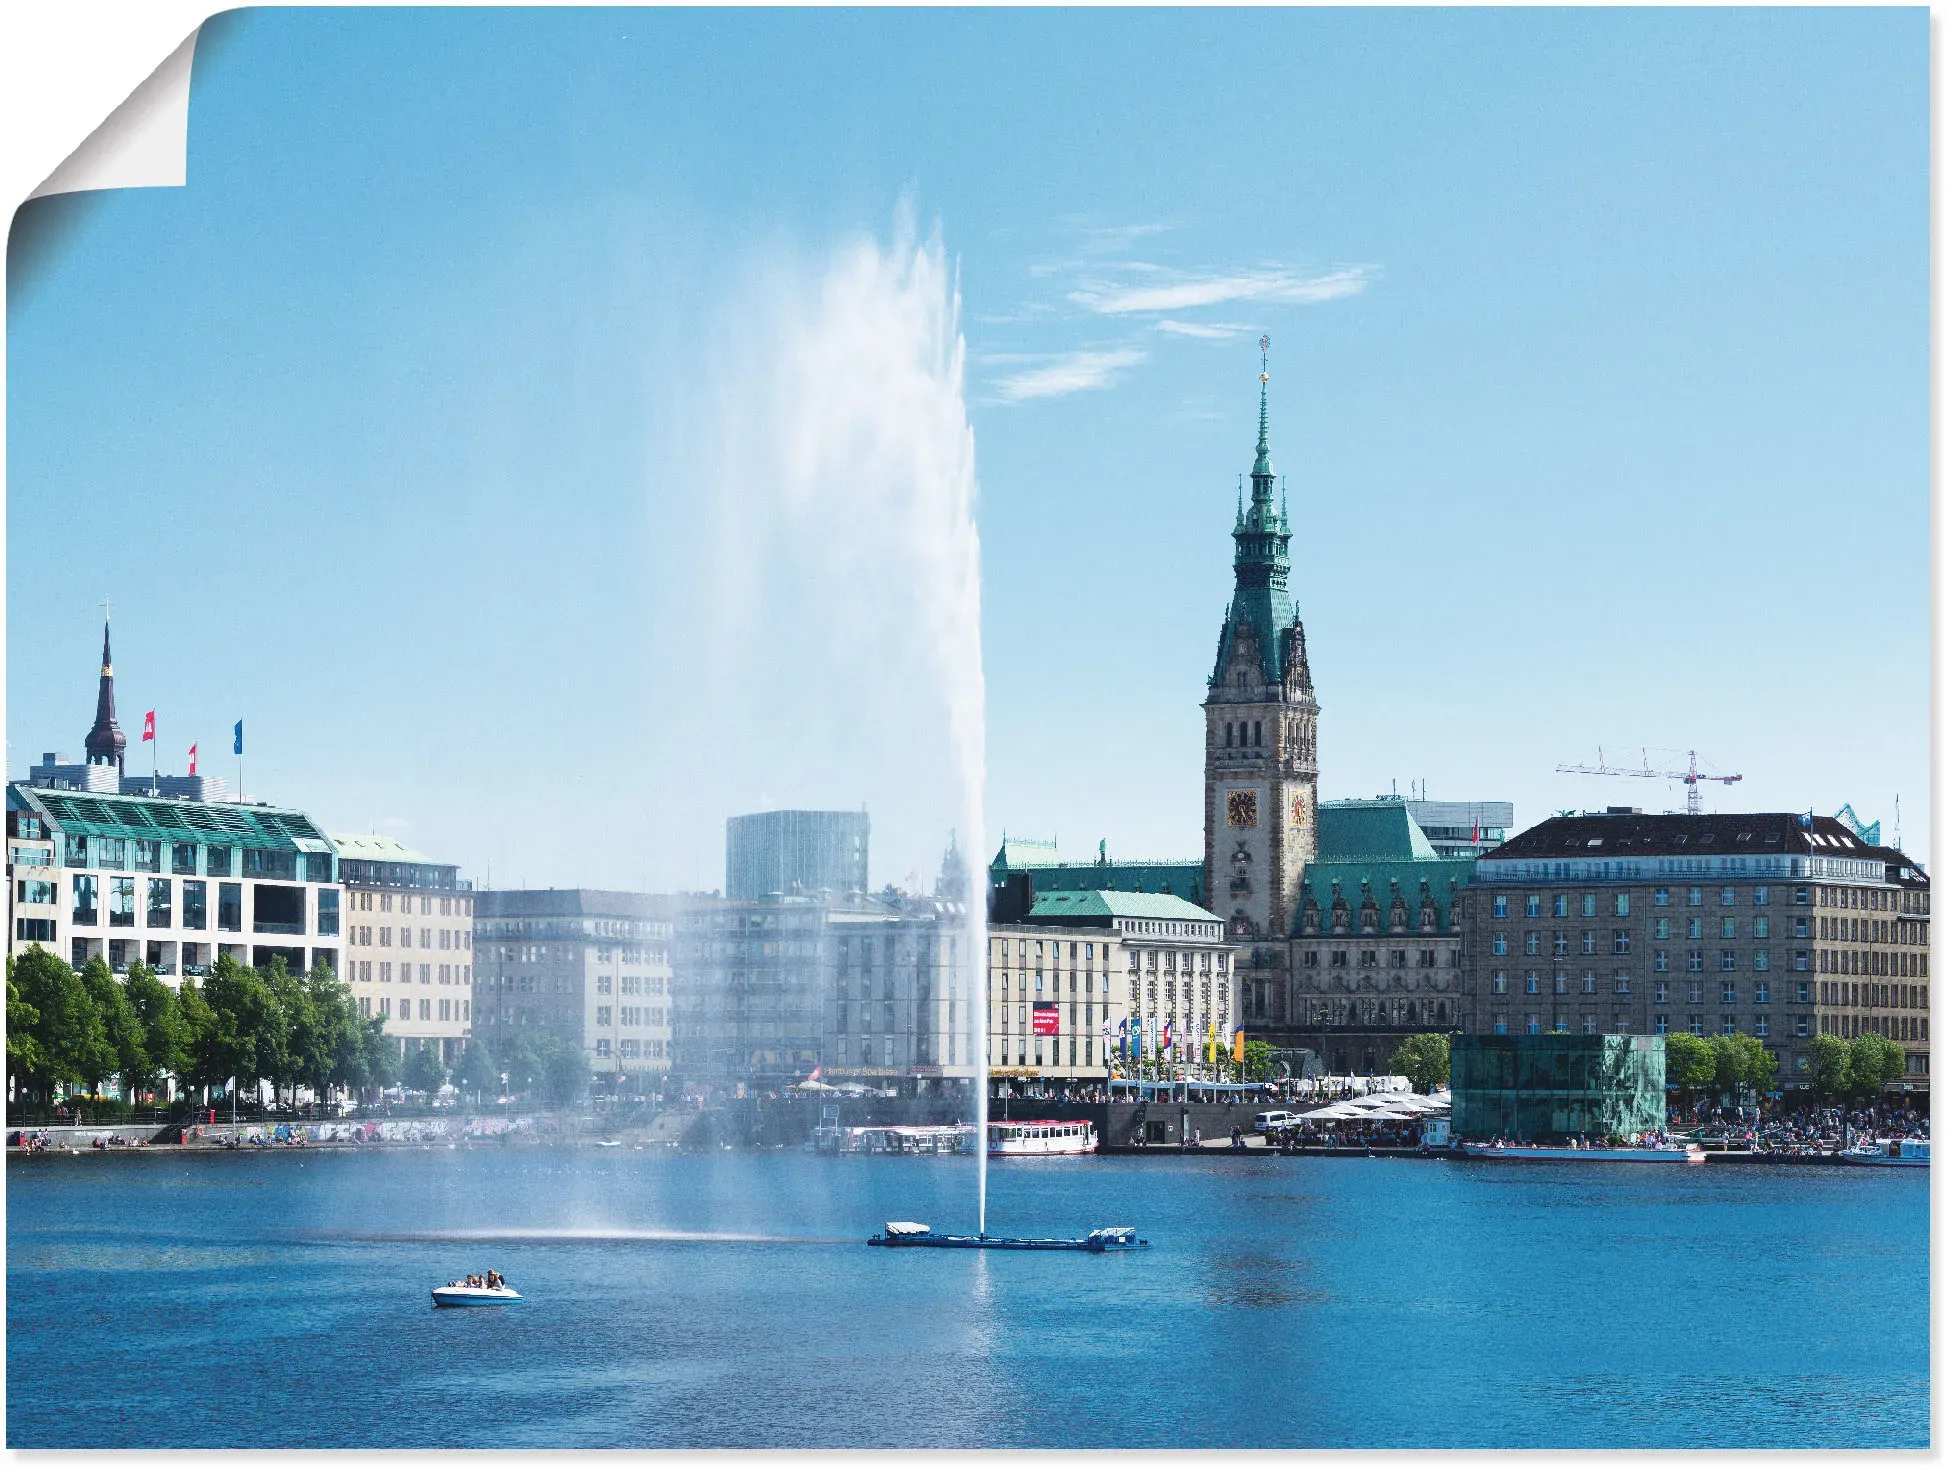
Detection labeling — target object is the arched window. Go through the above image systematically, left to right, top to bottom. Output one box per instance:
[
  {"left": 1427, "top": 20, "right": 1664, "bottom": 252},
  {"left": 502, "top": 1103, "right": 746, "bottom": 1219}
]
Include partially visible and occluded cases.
[
  {"left": 1253, "top": 720, "right": 1262, "bottom": 747},
  {"left": 1224, "top": 722, "right": 1233, "bottom": 748}
]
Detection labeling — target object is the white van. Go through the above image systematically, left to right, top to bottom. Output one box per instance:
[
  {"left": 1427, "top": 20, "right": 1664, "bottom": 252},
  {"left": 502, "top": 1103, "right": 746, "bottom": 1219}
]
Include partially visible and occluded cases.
[{"left": 1254, "top": 1110, "right": 1297, "bottom": 1133}]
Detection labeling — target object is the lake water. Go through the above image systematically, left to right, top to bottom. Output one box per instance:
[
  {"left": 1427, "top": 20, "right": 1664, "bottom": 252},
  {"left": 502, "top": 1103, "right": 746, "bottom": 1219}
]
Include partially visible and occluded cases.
[{"left": 5, "top": 1146, "right": 1928, "bottom": 1448}]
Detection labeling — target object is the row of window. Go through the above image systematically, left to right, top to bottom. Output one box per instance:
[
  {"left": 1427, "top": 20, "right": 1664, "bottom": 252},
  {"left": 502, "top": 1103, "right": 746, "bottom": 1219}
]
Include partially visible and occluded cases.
[
  {"left": 55, "top": 837, "right": 334, "bottom": 883},
  {"left": 65, "top": 874, "right": 339, "bottom": 936},
  {"left": 1490, "top": 885, "right": 1805, "bottom": 920},
  {"left": 350, "top": 890, "right": 468, "bottom": 916},
  {"left": 348, "top": 925, "right": 470, "bottom": 952},
  {"left": 1302, "top": 948, "right": 1457, "bottom": 968},
  {"left": 1823, "top": 948, "right": 1929, "bottom": 978},
  {"left": 350, "top": 961, "right": 469, "bottom": 987},
  {"left": 1491, "top": 969, "right": 1793, "bottom": 1002},
  {"left": 1820, "top": 981, "right": 1928, "bottom": 1010},
  {"left": 359, "top": 995, "right": 470, "bottom": 1024},
  {"left": 591, "top": 1006, "right": 664, "bottom": 1029},
  {"left": 1489, "top": 1014, "right": 1811, "bottom": 1038},
  {"left": 995, "top": 1037, "right": 1098, "bottom": 1068}
]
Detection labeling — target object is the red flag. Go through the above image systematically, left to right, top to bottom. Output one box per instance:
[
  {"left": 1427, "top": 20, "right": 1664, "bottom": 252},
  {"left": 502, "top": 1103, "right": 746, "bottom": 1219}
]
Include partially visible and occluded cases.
[
  {"left": 142, "top": 711, "right": 155, "bottom": 742},
  {"left": 188, "top": 744, "right": 198, "bottom": 775},
  {"left": 1472, "top": 820, "right": 1479, "bottom": 844}
]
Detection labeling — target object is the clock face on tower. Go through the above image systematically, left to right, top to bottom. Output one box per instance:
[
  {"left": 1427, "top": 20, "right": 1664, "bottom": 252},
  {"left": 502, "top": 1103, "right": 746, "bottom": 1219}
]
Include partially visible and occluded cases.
[{"left": 1227, "top": 790, "right": 1259, "bottom": 828}]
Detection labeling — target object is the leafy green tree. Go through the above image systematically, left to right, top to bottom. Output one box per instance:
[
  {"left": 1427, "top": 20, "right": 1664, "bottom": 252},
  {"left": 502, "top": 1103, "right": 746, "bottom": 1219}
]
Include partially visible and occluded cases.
[
  {"left": 13, "top": 946, "right": 106, "bottom": 1099},
  {"left": 199, "top": 955, "right": 282, "bottom": 1105},
  {"left": 7, "top": 956, "right": 45, "bottom": 1094},
  {"left": 259, "top": 956, "right": 310, "bottom": 1107},
  {"left": 73, "top": 957, "right": 136, "bottom": 1098},
  {"left": 297, "top": 961, "right": 361, "bottom": 1103},
  {"left": 125, "top": 964, "right": 189, "bottom": 1101},
  {"left": 174, "top": 977, "right": 220, "bottom": 1099},
  {"left": 337, "top": 1014, "right": 396, "bottom": 1100},
  {"left": 1662, "top": 1032, "right": 1717, "bottom": 1099},
  {"left": 1389, "top": 1033, "right": 1451, "bottom": 1094},
  {"left": 1806, "top": 1033, "right": 1851, "bottom": 1099},
  {"left": 1846, "top": 1033, "right": 1906, "bottom": 1098},
  {"left": 499, "top": 1034, "right": 544, "bottom": 1096},
  {"left": 535, "top": 1034, "right": 591, "bottom": 1105},
  {"left": 1708, "top": 1034, "right": 1777, "bottom": 1100},
  {"left": 455, "top": 1039, "right": 497, "bottom": 1103},
  {"left": 1241, "top": 1039, "right": 1275, "bottom": 1083},
  {"left": 403, "top": 1043, "right": 448, "bottom": 1095}
]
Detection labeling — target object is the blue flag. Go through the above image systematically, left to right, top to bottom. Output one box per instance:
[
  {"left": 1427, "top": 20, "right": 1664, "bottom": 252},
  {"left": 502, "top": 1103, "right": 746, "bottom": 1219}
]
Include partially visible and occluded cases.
[{"left": 233, "top": 720, "right": 244, "bottom": 755}]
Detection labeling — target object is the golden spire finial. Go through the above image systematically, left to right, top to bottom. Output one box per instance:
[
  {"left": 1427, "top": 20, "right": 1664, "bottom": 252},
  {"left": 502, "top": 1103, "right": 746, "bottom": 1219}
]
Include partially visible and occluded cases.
[{"left": 1259, "top": 334, "right": 1270, "bottom": 382}]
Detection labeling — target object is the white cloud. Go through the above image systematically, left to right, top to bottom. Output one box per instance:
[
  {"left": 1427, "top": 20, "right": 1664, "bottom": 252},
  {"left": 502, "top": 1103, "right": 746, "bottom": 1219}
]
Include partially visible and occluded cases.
[
  {"left": 1070, "top": 266, "right": 1372, "bottom": 315},
  {"left": 1155, "top": 319, "right": 1253, "bottom": 340},
  {"left": 988, "top": 347, "right": 1147, "bottom": 404}
]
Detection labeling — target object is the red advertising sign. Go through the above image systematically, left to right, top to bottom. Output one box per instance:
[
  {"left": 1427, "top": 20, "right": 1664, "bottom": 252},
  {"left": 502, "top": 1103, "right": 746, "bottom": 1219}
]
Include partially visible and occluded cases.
[{"left": 1032, "top": 1003, "right": 1060, "bottom": 1036}]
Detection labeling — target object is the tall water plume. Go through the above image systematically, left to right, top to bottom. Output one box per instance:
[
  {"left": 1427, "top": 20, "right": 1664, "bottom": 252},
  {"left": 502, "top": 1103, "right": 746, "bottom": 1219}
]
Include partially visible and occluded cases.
[{"left": 642, "top": 204, "right": 990, "bottom": 1231}]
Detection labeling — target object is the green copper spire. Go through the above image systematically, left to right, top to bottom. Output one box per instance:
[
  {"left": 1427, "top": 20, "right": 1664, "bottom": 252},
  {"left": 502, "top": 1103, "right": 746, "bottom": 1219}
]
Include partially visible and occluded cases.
[
  {"left": 1251, "top": 334, "right": 1273, "bottom": 480},
  {"left": 1212, "top": 339, "right": 1297, "bottom": 689}
]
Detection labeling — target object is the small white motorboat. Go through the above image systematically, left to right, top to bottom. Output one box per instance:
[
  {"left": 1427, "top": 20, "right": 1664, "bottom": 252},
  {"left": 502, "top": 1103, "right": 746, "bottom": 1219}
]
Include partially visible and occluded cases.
[
  {"left": 1841, "top": 1137, "right": 1929, "bottom": 1167},
  {"left": 431, "top": 1281, "right": 522, "bottom": 1307}
]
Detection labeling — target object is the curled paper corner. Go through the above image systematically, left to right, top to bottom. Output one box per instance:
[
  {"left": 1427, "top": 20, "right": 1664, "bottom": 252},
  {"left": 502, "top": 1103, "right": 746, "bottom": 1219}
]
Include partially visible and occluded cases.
[{"left": 28, "top": 25, "right": 201, "bottom": 200}]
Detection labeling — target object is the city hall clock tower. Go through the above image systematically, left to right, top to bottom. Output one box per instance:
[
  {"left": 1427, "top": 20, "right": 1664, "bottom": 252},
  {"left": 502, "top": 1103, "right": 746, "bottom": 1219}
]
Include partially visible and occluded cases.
[{"left": 1203, "top": 340, "right": 1318, "bottom": 1027}]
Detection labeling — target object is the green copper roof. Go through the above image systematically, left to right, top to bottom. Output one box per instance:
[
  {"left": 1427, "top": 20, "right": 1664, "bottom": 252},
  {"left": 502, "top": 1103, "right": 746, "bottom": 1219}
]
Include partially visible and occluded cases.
[
  {"left": 1213, "top": 355, "right": 1298, "bottom": 689},
  {"left": 12, "top": 783, "right": 333, "bottom": 852},
  {"left": 1317, "top": 799, "right": 1439, "bottom": 863},
  {"left": 328, "top": 831, "right": 440, "bottom": 865},
  {"left": 991, "top": 836, "right": 1061, "bottom": 870},
  {"left": 1294, "top": 856, "right": 1477, "bottom": 935},
  {"left": 1027, "top": 889, "right": 1224, "bottom": 925}
]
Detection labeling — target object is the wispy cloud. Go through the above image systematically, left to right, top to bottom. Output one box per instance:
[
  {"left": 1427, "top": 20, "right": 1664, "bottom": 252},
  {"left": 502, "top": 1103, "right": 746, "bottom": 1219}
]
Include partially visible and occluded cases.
[
  {"left": 1070, "top": 266, "right": 1372, "bottom": 316},
  {"left": 1156, "top": 319, "right": 1254, "bottom": 340},
  {"left": 988, "top": 347, "right": 1148, "bottom": 404}
]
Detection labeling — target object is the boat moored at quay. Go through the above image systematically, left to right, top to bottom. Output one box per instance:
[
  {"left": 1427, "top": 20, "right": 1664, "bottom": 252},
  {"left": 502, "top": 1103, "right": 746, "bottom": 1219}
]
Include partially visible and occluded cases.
[
  {"left": 988, "top": 1120, "right": 1097, "bottom": 1156},
  {"left": 1841, "top": 1138, "right": 1929, "bottom": 1167},
  {"left": 1460, "top": 1141, "right": 1707, "bottom": 1164}
]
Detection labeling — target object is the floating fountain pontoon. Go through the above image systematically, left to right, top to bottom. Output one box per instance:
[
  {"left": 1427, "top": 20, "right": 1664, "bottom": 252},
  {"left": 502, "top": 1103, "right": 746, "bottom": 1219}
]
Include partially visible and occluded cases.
[{"left": 867, "top": 1221, "right": 1148, "bottom": 1251}]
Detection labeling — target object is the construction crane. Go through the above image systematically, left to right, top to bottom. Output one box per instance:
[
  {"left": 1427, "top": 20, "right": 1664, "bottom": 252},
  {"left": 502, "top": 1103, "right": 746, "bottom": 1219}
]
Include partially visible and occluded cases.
[{"left": 1556, "top": 748, "right": 1743, "bottom": 817}]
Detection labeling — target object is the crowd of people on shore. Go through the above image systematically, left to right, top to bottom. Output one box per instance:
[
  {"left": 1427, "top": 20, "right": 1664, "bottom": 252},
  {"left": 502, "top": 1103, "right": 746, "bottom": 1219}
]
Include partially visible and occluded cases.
[{"left": 1669, "top": 1101, "right": 1931, "bottom": 1154}]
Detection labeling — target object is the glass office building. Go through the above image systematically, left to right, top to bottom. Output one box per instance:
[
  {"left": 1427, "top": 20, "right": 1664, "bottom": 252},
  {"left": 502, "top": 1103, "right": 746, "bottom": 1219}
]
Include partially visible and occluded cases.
[{"left": 1451, "top": 1033, "right": 1665, "bottom": 1142}]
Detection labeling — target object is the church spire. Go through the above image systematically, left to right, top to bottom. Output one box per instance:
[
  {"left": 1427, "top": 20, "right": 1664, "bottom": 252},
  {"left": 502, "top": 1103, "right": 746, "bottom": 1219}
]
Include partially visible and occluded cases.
[
  {"left": 1252, "top": 334, "right": 1272, "bottom": 480},
  {"left": 84, "top": 603, "right": 126, "bottom": 775}
]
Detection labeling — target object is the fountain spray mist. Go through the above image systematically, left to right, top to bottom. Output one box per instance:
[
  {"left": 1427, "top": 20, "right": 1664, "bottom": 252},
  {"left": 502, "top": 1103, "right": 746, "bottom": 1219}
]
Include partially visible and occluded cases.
[{"left": 646, "top": 204, "right": 989, "bottom": 1232}]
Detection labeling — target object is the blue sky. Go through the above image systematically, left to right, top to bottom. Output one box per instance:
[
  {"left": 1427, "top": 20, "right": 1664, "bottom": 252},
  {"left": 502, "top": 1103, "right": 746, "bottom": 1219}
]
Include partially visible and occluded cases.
[{"left": 7, "top": 7, "right": 1929, "bottom": 888}]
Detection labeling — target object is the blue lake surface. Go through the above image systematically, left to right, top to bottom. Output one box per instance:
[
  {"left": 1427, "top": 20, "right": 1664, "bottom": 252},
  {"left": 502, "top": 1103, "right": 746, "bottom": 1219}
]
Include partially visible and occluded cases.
[{"left": 5, "top": 1146, "right": 1928, "bottom": 1448}]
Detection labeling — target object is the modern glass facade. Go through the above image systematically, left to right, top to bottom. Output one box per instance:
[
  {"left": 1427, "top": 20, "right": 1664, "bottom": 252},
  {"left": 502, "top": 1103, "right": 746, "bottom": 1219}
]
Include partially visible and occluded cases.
[
  {"left": 726, "top": 810, "right": 869, "bottom": 901},
  {"left": 1451, "top": 1034, "right": 1665, "bottom": 1142}
]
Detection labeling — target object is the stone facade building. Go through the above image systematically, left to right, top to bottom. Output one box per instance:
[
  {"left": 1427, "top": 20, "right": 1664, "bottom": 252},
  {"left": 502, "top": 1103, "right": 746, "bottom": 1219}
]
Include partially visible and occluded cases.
[
  {"left": 1464, "top": 810, "right": 1930, "bottom": 1092},
  {"left": 331, "top": 832, "right": 474, "bottom": 1065},
  {"left": 472, "top": 889, "right": 675, "bottom": 1081},
  {"left": 985, "top": 889, "right": 1237, "bottom": 1084}
]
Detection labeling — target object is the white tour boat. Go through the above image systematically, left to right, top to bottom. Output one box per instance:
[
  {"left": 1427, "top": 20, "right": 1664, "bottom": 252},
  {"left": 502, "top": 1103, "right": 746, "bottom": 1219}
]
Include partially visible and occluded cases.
[
  {"left": 987, "top": 1119, "right": 1097, "bottom": 1156},
  {"left": 1841, "top": 1137, "right": 1929, "bottom": 1167},
  {"left": 1460, "top": 1141, "right": 1706, "bottom": 1165},
  {"left": 431, "top": 1281, "right": 522, "bottom": 1307}
]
